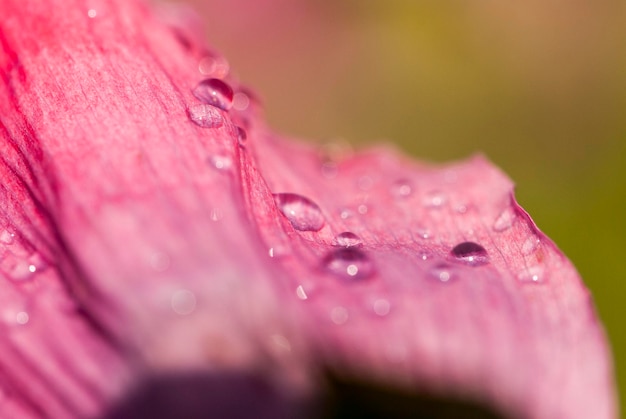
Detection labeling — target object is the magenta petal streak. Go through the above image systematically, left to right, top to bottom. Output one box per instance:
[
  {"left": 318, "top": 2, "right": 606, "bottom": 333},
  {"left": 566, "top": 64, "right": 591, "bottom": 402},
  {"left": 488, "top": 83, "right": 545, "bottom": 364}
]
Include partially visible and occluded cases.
[{"left": 0, "top": 1, "right": 617, "bottom": 418}]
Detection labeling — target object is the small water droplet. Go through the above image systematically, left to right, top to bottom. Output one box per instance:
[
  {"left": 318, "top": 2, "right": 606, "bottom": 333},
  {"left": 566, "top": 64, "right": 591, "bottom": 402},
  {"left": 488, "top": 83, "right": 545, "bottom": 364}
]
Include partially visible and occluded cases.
[
  {"left": 87, "top": 8, "right": 97, "bottom": 18},
  {"left": 192, "top": 78, "right": 234, "bottom": 110},
  {"left": 188, "top": 104, "right": 224, "bottom": 128},
  {"left": 236, "top": 126, "right": 247, "bottom": 146},
  {"left": 209, "top": 155, "right": 232, "bottom": 171},
  {"left": 391, "top": 179, "right": 412, "bottom": 198},
  {"left": 424, "top": 191, "right": 446, "bottom": 208},
  {"left": 274, "top": 193, "right": 325, "bottom": 232},
  {"left": 357, "top": 204, "right": 368, "bottom": 215},
  {"left": 455, "top": 204, "right": 468, "bottom": 214},
  {"left": 210, "top": 207, "right": 223, "bottom": 222},
  {"left": 493, "top": 208, "right": 514, "bottom": 232},
  {"left": 340, "top": 209, "right": 353, "bottom": 220},
  {"left": 415, "top": 229, "right": 431, "bottom": 240},
  {"left": 0, "top": 230, "right": 15, "bottom": 245},
  {"left": 333, "top": 232, "right": 362, "bottom": 248},
  {"left": 522, "top": 237, "right": 540, "bottom": 255},
  {"left": 451, "top": 242, "right": 489, "bottom": 266},
  {"left": 323, "top": 248, "right": 374, "bottom": 281},
  {"left": 418, "top": 251, "right": 430, "bottom": 261},
  {"left": 430, "top": 263, "right": 454, "bottom": 283},
  {"left": 518, "top": 265, "right": 545, "bottom": 283},
  {"left": 295, "top": 285, "right": 308, "bottom": 300},
  {"left": 171, "top": 289, "right": 196, "bottom": 315},
  {"left": 372, "top": 299, "right": 390, "bottom": 317},
  {"left": 330, "top": 306, "right": 349, "bottom": 325},
  {"left": 15, "top": 311, "right": 29, "bottom": 325}
]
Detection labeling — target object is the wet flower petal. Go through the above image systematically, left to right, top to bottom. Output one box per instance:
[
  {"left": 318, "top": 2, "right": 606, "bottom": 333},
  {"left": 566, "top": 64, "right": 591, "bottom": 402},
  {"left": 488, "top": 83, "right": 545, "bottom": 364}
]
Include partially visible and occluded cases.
[{"left": 0, "top": 0, "right": 616, "bottom": 418}]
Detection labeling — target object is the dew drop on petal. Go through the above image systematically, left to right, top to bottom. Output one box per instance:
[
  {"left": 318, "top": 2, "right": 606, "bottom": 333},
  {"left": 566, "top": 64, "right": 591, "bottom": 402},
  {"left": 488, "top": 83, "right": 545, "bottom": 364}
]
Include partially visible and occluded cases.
[
  {"left": 87, "top": 8, "right": 97, "bottom": 18},
  {"left": 198, "top": 54, "right": 230, "bottom": 78},
  {"left": 192, "top": 78, "right": 234, "bottom": 110},
  {"left": 232, "top": 92, "right": 250, "bottom": 111},
  {"left": 188, "top": 104, "right": 224, "bottom": 128},
  {"left": 236, "top": 126, "right": 247, "bottom": 146},
  {"left": 209, "top": 155, "right": 232, "bottom": 171},
  {"left": 391, "top": 179, "right": 413, "bottom": 198},
  {"left": 424, "top": 191, "right": 446, "bottom": 208},
  {"left": 273, "top": 193, "right": 325, "bottom": 231},
  {"left": 357, "top": 204, "right": 368, "bottom": 215},
  {"left": 493, "top": 208, "right": 514, "bottom": 232},
  {"left": 340, "top": 209, "right": 353, "bottom": 220},
  {"left": 0, "top": 230, "right": 15, "bottom": 245},
  {"left": 333, "top": 232, "right": 363, "bottom": 248},
  {"left": 451, "top": 242, "right": 489, "bottom": 266},
  {"left": 323, "top": 248, "right": 374, "bottom": 281},
  {"left": 430, "top": 263, "right": 455, "bottom": 283},
  {"left": 518, "top": 265, "right": 545, "bottom": 284},
  {"left": 296, "top": 285, "right": 308, "bottom": 300},
  {"left": 171, "top": 289, "right": 196, "bottom": 315},
  {"left": 330, "top": 306, "right": 349, "bottom": 325},
  {"left": 15, "top": 311, "right": 29, "bottom": 325}
]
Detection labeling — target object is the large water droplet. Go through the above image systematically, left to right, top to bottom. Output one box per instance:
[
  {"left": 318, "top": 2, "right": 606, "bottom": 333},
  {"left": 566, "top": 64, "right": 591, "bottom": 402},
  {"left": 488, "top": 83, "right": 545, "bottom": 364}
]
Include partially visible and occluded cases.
[
  {"left": 193, "top": 78, "right": 233, "bottom": 110},
  {"left": 188, "top": 104, "right": 224, "bottom": 128},
  {"left": 273, "top": 193, "right": 325, "bottom": 231},
  {"left": 333, "top": 232, "right": 362, "bottom": 248},
  {"left": 451, "top": 242, "right": 489, "bottom": 266},
  {"left": 323, "top": 248, "right": 374, "bottom": 281}
]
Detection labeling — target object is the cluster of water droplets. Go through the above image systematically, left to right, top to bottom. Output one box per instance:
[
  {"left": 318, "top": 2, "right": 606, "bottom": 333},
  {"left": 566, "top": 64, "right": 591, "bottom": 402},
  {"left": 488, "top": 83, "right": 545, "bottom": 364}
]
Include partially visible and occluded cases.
[{"left": 0, "top": 228, "right": 47, "bottom": 283}]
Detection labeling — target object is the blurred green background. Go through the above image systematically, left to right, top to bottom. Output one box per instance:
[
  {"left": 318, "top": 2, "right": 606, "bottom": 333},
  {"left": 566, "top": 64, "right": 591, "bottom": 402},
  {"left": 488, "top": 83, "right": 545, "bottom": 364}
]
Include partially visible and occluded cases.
[{"left": 185, "top": 0, "right": 625, "bottom": 411}]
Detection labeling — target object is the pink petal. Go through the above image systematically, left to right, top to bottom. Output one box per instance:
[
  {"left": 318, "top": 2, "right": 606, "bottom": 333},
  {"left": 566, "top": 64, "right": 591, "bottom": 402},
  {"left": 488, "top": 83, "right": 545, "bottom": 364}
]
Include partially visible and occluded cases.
[{"left": 0, "top": 1, "right": 617, "bottom": 418}]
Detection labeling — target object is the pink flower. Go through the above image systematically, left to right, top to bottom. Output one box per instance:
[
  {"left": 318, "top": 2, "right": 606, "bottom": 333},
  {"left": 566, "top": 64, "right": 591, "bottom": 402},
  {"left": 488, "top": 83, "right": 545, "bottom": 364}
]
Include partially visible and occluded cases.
[{"left": 0, "top": 0, "right": 617, "bottom": 418}]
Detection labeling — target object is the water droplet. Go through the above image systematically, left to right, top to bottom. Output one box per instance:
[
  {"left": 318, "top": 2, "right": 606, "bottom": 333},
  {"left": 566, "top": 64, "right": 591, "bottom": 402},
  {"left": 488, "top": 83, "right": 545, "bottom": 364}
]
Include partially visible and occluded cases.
[
  {"left": 87, "top": 8, "right": 97, "bottom": 18},
  {"left": 198, "top": 55, "right": 230, "bottom": 78},
  {"left": 192, "top": 78, "right": 233, "bottom": 110},
  {"left": 232, "top": 92, "right": 250, "bottom": 111},
  {"left": 188, "top": 104, "right": 224, "bottom": 128},
  {"left": 236, "top": 126, "right": 247, "bottom": 146},
  {"left": 209, "top": 155, "right": 232, "bottom": 171},
  {"left": 391, "top": 179, "right": 412, "bottom": 198},
  {"left": 424, "top": 191, "right": 446, "bottom": 208},
  {"left": 273, "top": 193, "right": 325, "bottom": 232},
  {"left": 357, "top": 204, "right": 368, "bottom": 215},
  {"left": 455, "top": 204, "right": 468, "bottom": 214},
  {"left": 210, "top": 207, "right": 223, "bottom": 222},
  {"left": 493, "top": 208, "right": 514, "bottom": 232},
  {"left": 340, "top": 209, "right": 353, "bottom": 220},
  {"left": 0, "top": 230, "right": 15, "bottom": 245},
  {"left": 333, "top": 232, "right": 362, "bottom": 248},
  {"left": 522, "top": 237, "right": 540, "bottom": 255},
  {"left": 451, "top": 242, "right": 489, "bottom": 266},
  {"left": 323, "top": 248, "right": 374, "bottom": 281},
  {"left": 418, "top": 251, "right": 430, "bottom": 261},
  {"left": 2, "top": 252, "right": 47, "bottom": 282},
  {"left": 430, "top": 263, "right": 454, "bottom": 283},
  {"left": 518, "top": 265, "right": 545, "bottom": 283},
  {"left": 295, "top": 285, "right": 308, "bottom": 300},
  {"left": 171, "top": 289, "right": 196, "bottom": 315},
  {"left": 372, "top": 299, "right": 390, "bottom": 316},
  {"left": 330, "top": 306, "right": 349, "bottom": 325},
  {"left": 15, "top": 312, "right": 29, "bottom": 325}
]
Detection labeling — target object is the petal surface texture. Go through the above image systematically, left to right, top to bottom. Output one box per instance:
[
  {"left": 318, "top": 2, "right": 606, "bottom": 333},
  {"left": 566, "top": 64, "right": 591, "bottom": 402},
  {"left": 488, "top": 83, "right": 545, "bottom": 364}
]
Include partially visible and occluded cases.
[{"left": 0, "top": 1, "right": 616, "bottom": 418}]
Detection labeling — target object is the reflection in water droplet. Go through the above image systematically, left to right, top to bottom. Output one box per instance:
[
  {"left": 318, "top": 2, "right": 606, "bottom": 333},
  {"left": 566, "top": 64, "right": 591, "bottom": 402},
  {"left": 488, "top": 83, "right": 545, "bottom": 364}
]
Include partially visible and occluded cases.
[
  {"left": 192, "top": 78, "right": 233, "bottom": 110},
  {"left": 188, "top": 104, "right": 224, "bottom": 128},
  {"left": 236, "top": 126, "right": 247, "bottom": 146},
  {"left": 210, "top": 155, "right": 232, "bottom": 171},
  {"left": 391, "top": 179, "right": 412, "bottom": 198},
  {"left": 274, "top": 193, "right": 325, "bottom": 232},
  {"left": 493, "top": 209, "right": 514, "bottom": 232},
  {"left": 333, "top": 232, "right": 362, "bottom": 248},
  {"left": 522, "top": 237, "right": 540, "bottom": 255},
  {"left": 451, "top": 242, "right": 489, "bottom": 266},
  {"left": 323, "top": 248, "right": 374, "bottom": 281},
  {"left": 430, "top": 264, "right": 454, "bottom": 283},
  {"left": 296, "top": 285, "right": 308, "bottom": 300},
  {"left": 171, "top": 289, "right": 196, "bottom": 315},
  {"left": 373, "top": 299, "right": 390, "bottom": 316},
  {"left": 331, "top": 306, "right": 349, "bottom": 325},
  {"left": 16, "top": 312, "right": 29, "bottom": 325}
]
